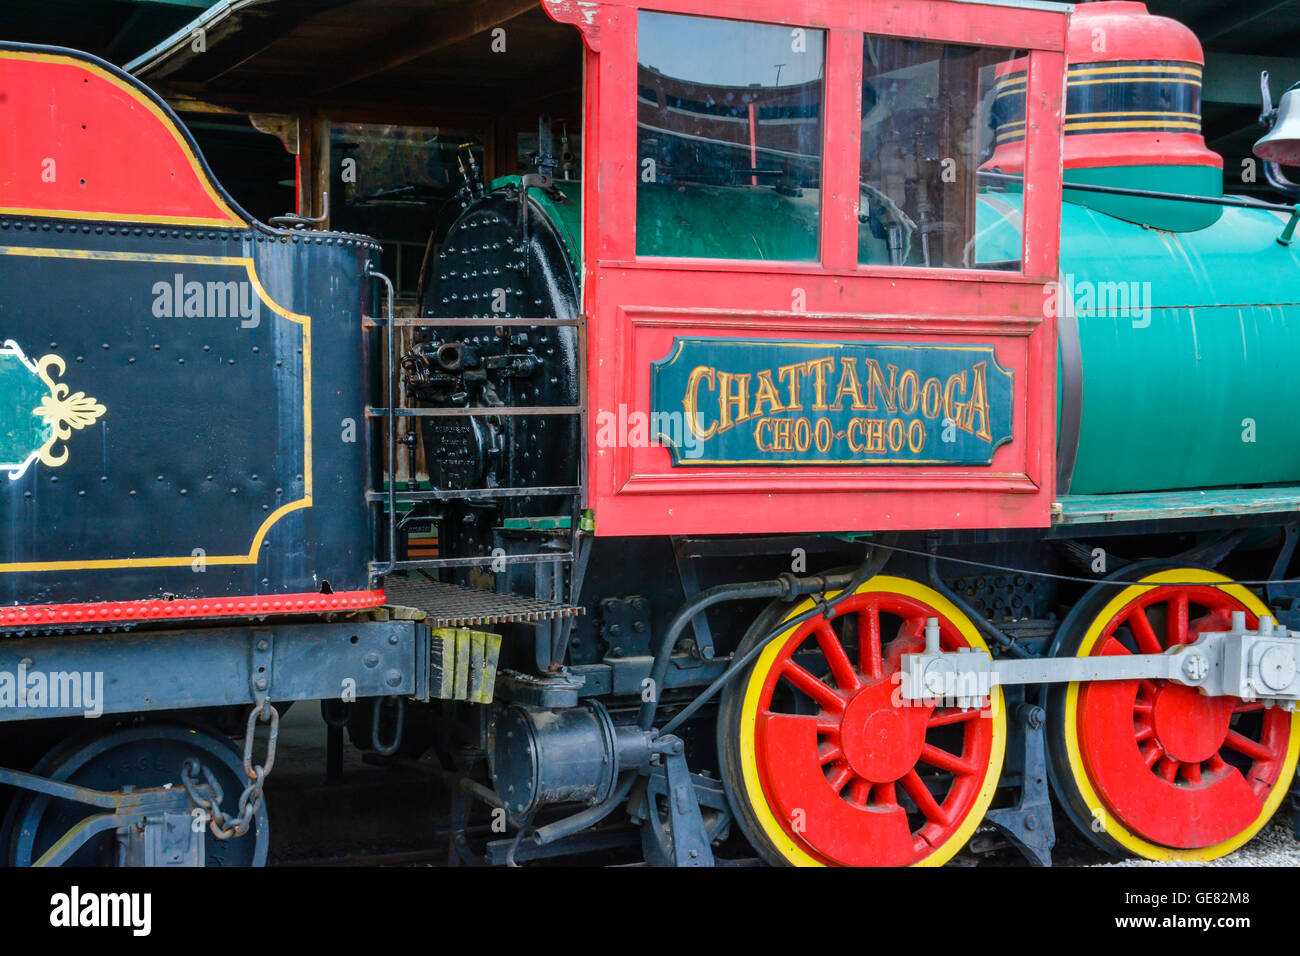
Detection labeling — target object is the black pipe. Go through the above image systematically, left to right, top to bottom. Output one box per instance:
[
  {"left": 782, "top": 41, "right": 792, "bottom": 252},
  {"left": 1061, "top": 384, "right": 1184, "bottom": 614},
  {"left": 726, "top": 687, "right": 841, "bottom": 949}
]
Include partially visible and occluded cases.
[
  {"left": 981, "top": 169, "right": 1300, "bottom": 214},
  {"left": 925, "top": 546, "right": 1029, "bottom": 659},
  {"left": 658, "top": 555, "right": 886, "bottom": 737},
  {"left": 536, "top": 556, "right": 879, "bottom": 847},
  {"left": 636, "top": 570, "right": 859, "bottom": 731},
  {"left": 535, "top": 581, "right": 802, "bottom": 846},
  {"left": 531, "top": 773, "right": 637, "bottom": 846}
]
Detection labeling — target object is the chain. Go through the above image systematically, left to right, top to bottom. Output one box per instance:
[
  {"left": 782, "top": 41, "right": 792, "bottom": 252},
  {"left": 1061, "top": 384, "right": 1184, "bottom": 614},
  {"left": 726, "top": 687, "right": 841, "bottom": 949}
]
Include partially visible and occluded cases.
[{"left": 181, "top": 697, "right": 280, "bottom": 840}]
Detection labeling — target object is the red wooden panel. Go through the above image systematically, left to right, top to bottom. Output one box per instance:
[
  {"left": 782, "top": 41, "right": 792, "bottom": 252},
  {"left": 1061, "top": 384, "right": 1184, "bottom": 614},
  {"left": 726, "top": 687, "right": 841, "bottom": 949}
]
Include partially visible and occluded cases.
[
  {"left": 547, "top": 0, "right": 1069, "bottom": 536},
  {"left": 819, "top": 29, "right": 863, "bottom": 272}
]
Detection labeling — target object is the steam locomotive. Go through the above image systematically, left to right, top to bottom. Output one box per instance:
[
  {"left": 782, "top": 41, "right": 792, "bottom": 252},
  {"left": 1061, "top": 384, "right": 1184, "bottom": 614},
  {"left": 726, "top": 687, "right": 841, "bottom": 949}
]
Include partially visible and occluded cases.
[{"left": 3, "top": 0, "right": 1300, "bottom": 867}]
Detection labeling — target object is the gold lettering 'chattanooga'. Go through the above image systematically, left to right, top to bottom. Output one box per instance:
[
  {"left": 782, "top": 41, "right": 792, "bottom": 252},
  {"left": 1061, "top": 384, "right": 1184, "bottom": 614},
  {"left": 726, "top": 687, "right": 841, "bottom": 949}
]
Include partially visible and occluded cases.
[{"left": 681, "top": 356, "right": 994, "bottom": 454}]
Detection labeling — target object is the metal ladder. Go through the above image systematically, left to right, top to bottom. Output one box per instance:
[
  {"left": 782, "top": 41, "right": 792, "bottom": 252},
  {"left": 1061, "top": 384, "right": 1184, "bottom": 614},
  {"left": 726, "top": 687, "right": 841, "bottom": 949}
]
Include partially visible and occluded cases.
[{"left": 364, "top": 267, "right": 586, "bottom": 624}]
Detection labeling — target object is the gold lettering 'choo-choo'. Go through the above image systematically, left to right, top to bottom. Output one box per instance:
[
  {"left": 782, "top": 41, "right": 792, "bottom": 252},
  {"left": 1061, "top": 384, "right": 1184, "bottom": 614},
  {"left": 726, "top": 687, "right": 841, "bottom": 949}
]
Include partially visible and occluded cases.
[{"left": 682, "top": 356, "right": 993, "bottom": 454}]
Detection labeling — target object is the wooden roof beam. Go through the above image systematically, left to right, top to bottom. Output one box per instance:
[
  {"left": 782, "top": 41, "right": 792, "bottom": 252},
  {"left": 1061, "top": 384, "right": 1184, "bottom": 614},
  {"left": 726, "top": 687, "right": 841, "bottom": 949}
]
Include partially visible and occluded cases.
[{"left": 311, "top": 0, "right": 539, "bottom": 95}]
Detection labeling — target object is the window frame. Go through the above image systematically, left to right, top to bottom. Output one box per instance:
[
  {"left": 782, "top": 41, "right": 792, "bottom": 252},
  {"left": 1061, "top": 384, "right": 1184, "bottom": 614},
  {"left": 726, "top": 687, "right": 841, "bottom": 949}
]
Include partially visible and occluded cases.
[{"left": 595, "top": 0, "right": 1066, "bottom": 281}]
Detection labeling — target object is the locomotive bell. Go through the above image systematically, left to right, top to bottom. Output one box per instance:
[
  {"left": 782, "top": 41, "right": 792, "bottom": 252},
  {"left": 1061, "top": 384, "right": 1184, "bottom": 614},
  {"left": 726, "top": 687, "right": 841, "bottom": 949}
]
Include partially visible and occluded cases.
[{"left": 1256, "top": 83, "right": 1300, "bottom": 166}]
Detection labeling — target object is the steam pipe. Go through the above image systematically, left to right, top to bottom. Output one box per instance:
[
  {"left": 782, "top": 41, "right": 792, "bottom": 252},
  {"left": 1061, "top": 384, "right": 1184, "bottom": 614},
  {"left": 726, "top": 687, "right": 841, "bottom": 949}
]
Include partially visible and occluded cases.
[
  {"left": 925, "top": 542, "right": 1029, "bottom": 659},
  {"left": 536, "top": 554, "right": 880, "bottom": 847},
  {"left": 636, "top": 569, "right": 861, "bottom": 732}
]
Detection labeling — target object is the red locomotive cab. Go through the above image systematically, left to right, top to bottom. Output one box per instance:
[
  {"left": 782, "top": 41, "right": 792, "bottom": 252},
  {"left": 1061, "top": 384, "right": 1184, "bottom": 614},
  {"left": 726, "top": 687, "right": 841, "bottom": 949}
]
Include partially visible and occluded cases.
[{"left": 544, "top": 0, "right": 1069, "bottom": 536}]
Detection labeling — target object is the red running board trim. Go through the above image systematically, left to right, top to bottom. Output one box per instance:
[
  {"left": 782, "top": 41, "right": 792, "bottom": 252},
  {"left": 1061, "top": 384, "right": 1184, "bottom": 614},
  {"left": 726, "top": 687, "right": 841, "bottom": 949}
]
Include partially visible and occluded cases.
[{"left": 0, "top": 590, "right": 386, "bottom": 628}]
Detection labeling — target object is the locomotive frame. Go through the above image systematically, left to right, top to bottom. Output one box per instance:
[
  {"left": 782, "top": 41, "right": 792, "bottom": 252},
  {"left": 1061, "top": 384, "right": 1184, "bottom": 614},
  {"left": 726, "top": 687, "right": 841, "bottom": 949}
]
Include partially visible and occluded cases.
[{"left": 5, "top": 0, "right": 1300, "bottom": 869}]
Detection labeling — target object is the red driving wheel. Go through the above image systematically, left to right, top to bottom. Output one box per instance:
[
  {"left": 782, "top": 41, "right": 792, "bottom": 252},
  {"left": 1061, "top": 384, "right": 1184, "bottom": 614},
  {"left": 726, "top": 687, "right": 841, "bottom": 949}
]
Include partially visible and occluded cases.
[
  {"left": 1061, "top": 574, "right": 1296, "bottom": 855},
  {"left": 720, "top": 578, "right": 1005, "bottom": 867}
]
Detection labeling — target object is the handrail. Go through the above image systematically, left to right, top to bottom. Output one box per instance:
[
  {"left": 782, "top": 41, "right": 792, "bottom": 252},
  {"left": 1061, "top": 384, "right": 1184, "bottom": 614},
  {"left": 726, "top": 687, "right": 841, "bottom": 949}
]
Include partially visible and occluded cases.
[
  {"left": 981, "top": 169, "right": 1300, "bottom": 214},
  {"left": 367, "top": 264, "right": 398, "bottom": 578},
  {"left": 364, "top": 316, "right": 582, "bottom": 328},
  {"left": 366, "top": 406, "right": 581, "bottom": 418}
]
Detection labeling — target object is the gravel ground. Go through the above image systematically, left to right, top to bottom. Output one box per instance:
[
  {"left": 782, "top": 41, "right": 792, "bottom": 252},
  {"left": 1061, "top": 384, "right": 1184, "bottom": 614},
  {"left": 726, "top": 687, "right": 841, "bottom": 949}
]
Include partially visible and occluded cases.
[
  {"left": 965, "top": 805, "right": 1300, "bottom": 866},
  {"left": 1090, "top": 810, "right": 1300, "bottom": 867}
]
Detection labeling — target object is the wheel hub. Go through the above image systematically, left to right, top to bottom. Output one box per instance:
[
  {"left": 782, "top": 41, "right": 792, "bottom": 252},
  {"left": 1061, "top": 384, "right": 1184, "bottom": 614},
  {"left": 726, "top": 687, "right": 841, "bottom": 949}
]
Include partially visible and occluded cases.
[
  {"left": 839, "top": 682, "right": 928, "bottom": 782},
  {"left": 1151, "top": 683, "right": 1232, "bottom": 764}
]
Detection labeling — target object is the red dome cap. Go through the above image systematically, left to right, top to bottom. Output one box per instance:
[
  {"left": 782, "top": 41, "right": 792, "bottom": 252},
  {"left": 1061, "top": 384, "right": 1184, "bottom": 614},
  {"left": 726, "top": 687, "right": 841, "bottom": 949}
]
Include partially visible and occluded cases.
[
  {"left": 983, "top": 0, "right": 1221, "bottom": 176},
  {"left": 1068, "top": 2, "right": 1205, "bottom": 66}
]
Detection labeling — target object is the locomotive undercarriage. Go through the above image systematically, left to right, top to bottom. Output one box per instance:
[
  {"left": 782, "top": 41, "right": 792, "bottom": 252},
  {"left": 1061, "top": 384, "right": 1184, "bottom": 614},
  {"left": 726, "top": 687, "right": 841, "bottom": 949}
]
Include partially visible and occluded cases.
[
  {"left": 340, "top": 142, "right": 1300, "bottom": 864},
  {"left": 0, "top": 518, "right": 1296, "bottom": 866}
]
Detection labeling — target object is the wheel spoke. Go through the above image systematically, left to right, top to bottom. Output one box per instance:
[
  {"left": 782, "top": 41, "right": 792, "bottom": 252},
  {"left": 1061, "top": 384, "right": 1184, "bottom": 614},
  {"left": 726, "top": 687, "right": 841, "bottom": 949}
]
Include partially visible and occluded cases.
[
  {"left": 1167, "top": 593, "right": 1190, "bottom": 646},
  {"left": 860, "top": 604, "right": 883, "bottom": 680},
  {"left": 1129, "top": 608, "right": 1163, "bottom": 655},
  {"left": 898, "top": 614, "right": 926, "bottom": 642},
  {"left": 814, "top": 621, "right": 861, "bottom": 693},
  {"left": 1100, "top": 634, "right": 1133, "bottom": 657},
  {"left": 781, "top": 660, "right": 846, "bottom": 712},
  {"left": 1233, "top": 701, "right": 1265, "bottom": 714},
  {"left": 928, "top": 708, "right": 980, "bottom": 728},
  {"left": 816, "top": 718, "right": 842, "bottom": 737},
  {"left": 1134, "top": 725, "right": 1154, "bottom": 743},
  {"left": 1223, "top": 730, "right": 1274, "bottom": 762},
  {"left": 818, "top": 743, "right": 844, "bottom": 766},
  {"left": 918, "top": 743, "right": 976, "bottom": 777},
  {"left": 1140, "top": 743, "right": 1161, "bottom": 768},
  {"left": 1155, "top": 756, "right": 1179, "bottom": 782},
  {"left": 826, "top": 760, "right": 853, "bottom": 794},
  {"left": 1183, "top": 762, "right": 1202, "bottom": 784},
  {"left": 901, "top": 770, "right": 949, "bottom": 826},
  {"left": 846, "top": 777, "right": 871, "bottom": 807},
  {"left": 873, "top": 781, "right": 897, "bottom": 807}
]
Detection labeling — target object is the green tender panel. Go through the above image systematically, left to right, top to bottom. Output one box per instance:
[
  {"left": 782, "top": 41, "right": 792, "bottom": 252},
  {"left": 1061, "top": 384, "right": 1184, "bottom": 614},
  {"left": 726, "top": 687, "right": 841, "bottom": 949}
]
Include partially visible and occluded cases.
[{"left": 1062, "top": 200, "right": 1300, "bottom": 494}]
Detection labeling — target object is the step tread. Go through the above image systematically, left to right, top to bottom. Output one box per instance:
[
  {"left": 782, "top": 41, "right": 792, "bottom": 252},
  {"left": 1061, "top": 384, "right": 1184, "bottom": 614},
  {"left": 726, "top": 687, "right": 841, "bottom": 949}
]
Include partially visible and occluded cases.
[{"left": 383, "top": 575, "right": 583, "bottom": 627}]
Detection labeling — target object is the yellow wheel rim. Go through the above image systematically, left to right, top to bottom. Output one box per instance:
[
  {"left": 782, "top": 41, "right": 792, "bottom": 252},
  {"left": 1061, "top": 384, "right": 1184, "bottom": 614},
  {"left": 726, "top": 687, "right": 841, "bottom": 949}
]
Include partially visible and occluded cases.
[
  {"left": 1061, "top": 568, "right": 1300, "bottom": 861},
  {"left": 736, "top": 575, "right": 1006, "bottom": 867}
]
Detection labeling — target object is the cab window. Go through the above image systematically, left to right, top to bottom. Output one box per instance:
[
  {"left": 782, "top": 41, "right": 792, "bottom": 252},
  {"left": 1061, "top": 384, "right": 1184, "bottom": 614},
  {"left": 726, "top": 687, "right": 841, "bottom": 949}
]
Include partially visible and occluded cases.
[
  {"left": 636, "top": 11, "right": 825, "bottom": 261},
  {"left": 859, "top": 38, "right": 1026, "bottom": 270}
]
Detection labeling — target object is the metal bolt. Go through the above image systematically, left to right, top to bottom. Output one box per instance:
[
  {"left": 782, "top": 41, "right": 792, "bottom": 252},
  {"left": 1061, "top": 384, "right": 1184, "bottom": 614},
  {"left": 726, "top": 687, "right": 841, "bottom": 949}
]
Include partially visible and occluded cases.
[{"left": 1182, "top": 654, "right": 1208, "bottom": 682}]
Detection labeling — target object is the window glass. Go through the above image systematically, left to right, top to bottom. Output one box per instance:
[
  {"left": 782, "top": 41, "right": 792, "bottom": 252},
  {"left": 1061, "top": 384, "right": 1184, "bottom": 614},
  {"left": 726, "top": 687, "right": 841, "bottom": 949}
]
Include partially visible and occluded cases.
[
  {"left": 637, "top": 11, "right": 825, "bottom": 261},
  {"left": 859, "top": 39, "right": 1026, "bottom": 270}
]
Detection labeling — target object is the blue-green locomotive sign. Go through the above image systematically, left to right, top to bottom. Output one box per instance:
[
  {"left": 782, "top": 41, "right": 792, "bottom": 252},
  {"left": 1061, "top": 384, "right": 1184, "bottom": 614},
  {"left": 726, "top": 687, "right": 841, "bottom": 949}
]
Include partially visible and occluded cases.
[{"left": 650, "top": 337, "right": 1014, "bottom": 466}]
